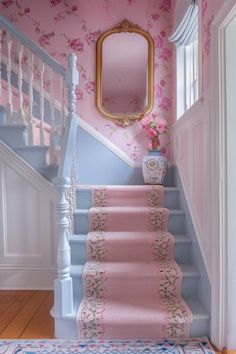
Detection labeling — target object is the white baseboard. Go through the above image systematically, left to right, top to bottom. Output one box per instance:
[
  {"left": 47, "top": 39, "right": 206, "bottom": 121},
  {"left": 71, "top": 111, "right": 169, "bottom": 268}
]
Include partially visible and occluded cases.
[{"left": 0, "top": 266, "right": 56, "bottom": 289}]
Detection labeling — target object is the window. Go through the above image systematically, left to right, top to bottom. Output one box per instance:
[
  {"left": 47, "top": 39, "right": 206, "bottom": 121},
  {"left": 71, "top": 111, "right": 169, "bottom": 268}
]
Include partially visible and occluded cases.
[
  {"left": 168, "top": 0, "right": 199, "bottom": 119},
  {"left": 176, "top": 39, "right": 199, "bottom": 118}
]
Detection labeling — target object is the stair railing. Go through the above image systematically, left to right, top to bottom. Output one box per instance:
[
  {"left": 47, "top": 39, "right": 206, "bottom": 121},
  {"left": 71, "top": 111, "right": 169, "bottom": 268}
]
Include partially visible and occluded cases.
[{"left": 0, "top": 15, "right": 79, "bottom": 318}]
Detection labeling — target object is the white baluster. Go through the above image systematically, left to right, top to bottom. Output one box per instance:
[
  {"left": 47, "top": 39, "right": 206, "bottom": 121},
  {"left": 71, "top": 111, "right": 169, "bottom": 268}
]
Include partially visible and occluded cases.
[
  {"left": 0, "top": 29, "right": 2, "bottom": 98},
  {"left": 6, "top": 33, "right": 13, "bottom": 124},
  {"left": 17, "top": 43, "right": 24, "bottom": 124},
  {"left": 28, "top": 51, "right": 34, "bottom": 144},
  {"left": 67, "top": 53, "right": 78, "bottom": 124},
  {"left": 39, "top": 61, "right": 45, "bottom": 145},
  {"left": 49, "top": 68, "right": 57, "bottom": 164},
  {"left": 60, "top": 76, "right": 66, "bottom": 141},
  {"left": 53, "top": 176, "right": 73, "bottom": 317}
]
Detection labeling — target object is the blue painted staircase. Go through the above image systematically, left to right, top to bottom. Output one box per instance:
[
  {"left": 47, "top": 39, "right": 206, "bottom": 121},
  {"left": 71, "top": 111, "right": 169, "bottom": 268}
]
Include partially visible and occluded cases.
[
  {"left": 0, "top": 107, "right": 211, "bottom": 339},
  {"left": 65, "top": 185, "right": 210, "bottom": 339}
]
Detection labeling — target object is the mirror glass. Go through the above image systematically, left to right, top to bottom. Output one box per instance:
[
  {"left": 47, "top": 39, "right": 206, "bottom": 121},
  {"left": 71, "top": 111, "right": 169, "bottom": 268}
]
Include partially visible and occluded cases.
[{"left": 102, "top": 32, "right": 148, "bottom": 116}]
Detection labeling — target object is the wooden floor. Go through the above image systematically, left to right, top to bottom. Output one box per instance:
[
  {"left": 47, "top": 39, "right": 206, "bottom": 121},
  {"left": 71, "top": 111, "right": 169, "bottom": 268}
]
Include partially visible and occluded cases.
[
  {"left": 0, "top": 290, "right": 54, "bottom": 339},
  {"left": 0, "top": 291, "right": 235, "bottom": 354}
]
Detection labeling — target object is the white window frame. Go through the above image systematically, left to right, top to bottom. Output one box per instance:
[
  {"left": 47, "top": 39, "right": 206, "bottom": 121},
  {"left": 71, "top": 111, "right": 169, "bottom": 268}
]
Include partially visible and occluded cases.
[{"left": 176, "top": 40, "right": 199, "bottom": 119}]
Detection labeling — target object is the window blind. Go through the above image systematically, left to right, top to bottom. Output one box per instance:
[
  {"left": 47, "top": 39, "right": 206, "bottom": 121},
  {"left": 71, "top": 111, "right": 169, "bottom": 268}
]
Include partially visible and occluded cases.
[{"left": 168, "top": 0, "right": 198, "bottom": 46}]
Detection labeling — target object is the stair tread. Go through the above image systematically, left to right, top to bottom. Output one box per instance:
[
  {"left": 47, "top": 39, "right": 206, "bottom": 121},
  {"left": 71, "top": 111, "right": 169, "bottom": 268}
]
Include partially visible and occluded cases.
[
  {"left": 0, "top": 124, "right": 27, "bottom": 128},
  {"left": 14, "top": 145, "right": 49, "bottom": 150},
  {"left": 76, "top": 185, "right": 179, "bottom": 192},
  {"left": 74, "top": 208, "right": 184, "bottom": 214},
  {"left": 71, "top": 233, "right": 191, "bottom": 243},
  {"left": 70, "top": 263, "right": 199, "bottom": 277}
]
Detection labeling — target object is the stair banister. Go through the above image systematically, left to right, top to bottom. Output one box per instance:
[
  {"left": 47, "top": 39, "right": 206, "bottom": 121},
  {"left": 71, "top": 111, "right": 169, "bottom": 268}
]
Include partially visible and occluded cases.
[
  {"left": 0, "top": 14, "right": 65, "bottom": 77},
  {"left": 52, "top": 53, "right": 78, "bottom": 318}
]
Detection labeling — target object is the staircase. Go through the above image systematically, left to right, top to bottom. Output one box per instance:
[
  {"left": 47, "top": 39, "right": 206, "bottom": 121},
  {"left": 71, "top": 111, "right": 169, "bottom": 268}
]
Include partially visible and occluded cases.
[
  {"left": 0, "top": 14, "right": 210, "bottom": 341},
  {"left": 52, "top": 182, "right": 210, "bottom": 339}
]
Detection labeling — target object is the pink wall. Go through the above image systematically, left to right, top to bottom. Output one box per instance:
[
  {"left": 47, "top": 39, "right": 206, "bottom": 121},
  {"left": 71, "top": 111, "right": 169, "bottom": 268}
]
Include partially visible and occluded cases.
[
  {"left": 0, "top": 0, "right": 174, "bottom": 164},
  {"left": 202, "top": 0, "right": 224, "bottom": 90}
]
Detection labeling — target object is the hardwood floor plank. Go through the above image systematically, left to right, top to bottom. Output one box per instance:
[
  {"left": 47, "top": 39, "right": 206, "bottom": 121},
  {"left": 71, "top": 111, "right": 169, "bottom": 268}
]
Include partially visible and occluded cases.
[
  {"left": 0, "top": 290, "right": 29, "bottom": 316},
  {"left": 0, "top": 291, "right": 49, "bottom": 338},
  {"left": 0, "top": 291, "right": 35, "bottom": 334},
  {"left": 20, "top": 292, "right": 54, "bottom": 339}
]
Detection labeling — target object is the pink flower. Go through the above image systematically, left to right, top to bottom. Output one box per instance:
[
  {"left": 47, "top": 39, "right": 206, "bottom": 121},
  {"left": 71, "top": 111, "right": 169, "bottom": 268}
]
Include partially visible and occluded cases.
[
  {"left": 2, "top": 0, "right": 13, "bottom": 7},
  {"left": 50, "top": 0, "right": 62, "bottom": 6},
  {"left": 159, "top": 0, "right": 171, "bottom": 13},
  {"left": 202, "top": 0, "right": 207, "bottom": 17},
  {"left": 71, "top": 5, "right": 77, "bottom": 12},
  {"left": 85, "top": 31, "right": 101, "bottom": 45},
  {"left": 160, "top": 31, "right": 166, "bottom": 37},
  {"left": 38, "top": 32, "right": 55, "bottom": 47},
  {"left": 154, "top": 35, "right": 163, "bottom": 49},
  {"left": 68, "top": 38, "right": 84, "bottom": 52},
  {"left": 159, "top": 47, "right": 172, "bottom": 61},
  {"left": 160, "top": 80, "right": 166, "bottom": 87},
  {"left": 85, "top": 81, "right": 95, "bottom": 94},
  {"left": 154, "top": 84, "right": 163, "bottom": 98},
  {"left": 76, "top": 88, "right": 83, "bottom": 101},
  {"left": 159, "top": 97, "right": 171, "bottom": 111},
  {"left": 141, "top": 116, "right": 150, "bottom": 129},
  {"left": 157, "top": 123, "right": 166, "bottom": 134},
  {"left": 148, "top": 128, "right": 158, "bottom": 138}
]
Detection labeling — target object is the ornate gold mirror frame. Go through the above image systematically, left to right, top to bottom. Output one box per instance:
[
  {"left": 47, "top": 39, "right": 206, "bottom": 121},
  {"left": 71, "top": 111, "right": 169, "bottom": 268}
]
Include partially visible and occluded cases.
[{"left": 96, "top": 19, "right": 154, "bottom": 127}]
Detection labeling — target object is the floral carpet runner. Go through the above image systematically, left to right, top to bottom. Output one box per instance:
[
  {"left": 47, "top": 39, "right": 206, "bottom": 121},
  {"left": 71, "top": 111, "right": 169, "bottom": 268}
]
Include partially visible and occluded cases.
[
  {"left": 77, "top": 185, "right": 192, "bottom": 339},
  {"left": 0, "top": 338, "right": 215, "bottom": 354}
]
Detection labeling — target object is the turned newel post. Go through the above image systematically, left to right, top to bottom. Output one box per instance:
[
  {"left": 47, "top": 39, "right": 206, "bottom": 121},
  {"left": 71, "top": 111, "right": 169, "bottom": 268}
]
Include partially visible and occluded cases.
[
  {"left": 53, "top": 53, "right": 79, "bottom": 320},
  {"left": 53, "top": 176, "right": 73, "bottom": 316}
]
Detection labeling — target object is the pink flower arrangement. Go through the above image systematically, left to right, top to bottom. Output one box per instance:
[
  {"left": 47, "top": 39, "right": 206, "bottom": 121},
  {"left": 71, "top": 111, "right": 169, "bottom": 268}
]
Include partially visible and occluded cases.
[{"left": 140, "top": 112, "right": 168, "bottom": 151}]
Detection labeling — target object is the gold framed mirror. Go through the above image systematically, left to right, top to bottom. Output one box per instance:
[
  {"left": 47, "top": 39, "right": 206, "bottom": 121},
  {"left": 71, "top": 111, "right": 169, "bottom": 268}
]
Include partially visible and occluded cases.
[{"left": 96, "top": 19, "right": 154, "bottom": 127}]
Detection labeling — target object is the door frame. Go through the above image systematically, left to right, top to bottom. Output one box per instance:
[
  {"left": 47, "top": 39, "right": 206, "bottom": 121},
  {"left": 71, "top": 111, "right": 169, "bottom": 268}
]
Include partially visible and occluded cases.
[{"left": 210, "top": 0, "right": 236, "bottom": 349}]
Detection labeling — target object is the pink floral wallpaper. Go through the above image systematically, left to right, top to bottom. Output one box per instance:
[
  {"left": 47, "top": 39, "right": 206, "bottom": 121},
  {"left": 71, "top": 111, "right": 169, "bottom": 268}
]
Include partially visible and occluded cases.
[
  {"left": 0, "top": 0, "right": 174, "bottom": 164},
  {"left": 202, "top": 0, "right": 224, "bottom": 90}
]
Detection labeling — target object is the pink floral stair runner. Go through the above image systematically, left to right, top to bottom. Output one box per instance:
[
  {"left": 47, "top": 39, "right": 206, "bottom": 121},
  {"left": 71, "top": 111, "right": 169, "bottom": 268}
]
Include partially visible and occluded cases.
[{"left": 77, "top": 185, "right": 192, "bottom": 339}]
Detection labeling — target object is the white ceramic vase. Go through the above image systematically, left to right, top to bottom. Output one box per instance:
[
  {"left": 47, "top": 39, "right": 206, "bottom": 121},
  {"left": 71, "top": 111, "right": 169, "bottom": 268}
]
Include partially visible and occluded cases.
[{"left": 142, "top": 150, "right": 168, "bottom": 185}]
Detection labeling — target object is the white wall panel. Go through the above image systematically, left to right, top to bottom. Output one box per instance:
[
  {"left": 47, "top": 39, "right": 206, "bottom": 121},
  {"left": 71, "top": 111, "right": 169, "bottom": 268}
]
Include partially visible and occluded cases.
[
  {"left": 171, "top": 95, "right": 211, "bottom": 279},
  {"left": 0, "top": 142, "right": 57, "bottom": 288}
]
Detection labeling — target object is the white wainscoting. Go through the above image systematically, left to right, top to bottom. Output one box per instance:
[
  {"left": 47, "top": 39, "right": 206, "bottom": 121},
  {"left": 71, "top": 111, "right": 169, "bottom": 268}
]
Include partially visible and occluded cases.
[
  {"left": 171, "top": 90, "right": 212, "bottom": 280},
  {"left": 0, "top": 141, "right": 57, "bottom": 289}
]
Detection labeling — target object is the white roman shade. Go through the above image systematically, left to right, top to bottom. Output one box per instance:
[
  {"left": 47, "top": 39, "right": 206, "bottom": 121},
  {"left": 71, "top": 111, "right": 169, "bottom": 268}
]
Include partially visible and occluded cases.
[{"left": 169, "top": 0, "right": 198, "bottom": 46}]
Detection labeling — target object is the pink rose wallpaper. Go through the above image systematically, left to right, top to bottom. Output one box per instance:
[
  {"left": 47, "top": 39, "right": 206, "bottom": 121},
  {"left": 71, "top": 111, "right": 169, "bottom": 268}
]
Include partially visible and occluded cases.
[{"left": 0, "top": 0, "right": 174, "bottom": 164}]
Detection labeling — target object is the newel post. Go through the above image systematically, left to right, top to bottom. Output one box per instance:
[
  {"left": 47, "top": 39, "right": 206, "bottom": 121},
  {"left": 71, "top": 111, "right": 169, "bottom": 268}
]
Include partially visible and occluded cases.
[
  {"left": 53, "top": 53, "right": 78, "bottom": 319},
  {"left": 53, "top": 176, "right": 73, "bottom": 316}
]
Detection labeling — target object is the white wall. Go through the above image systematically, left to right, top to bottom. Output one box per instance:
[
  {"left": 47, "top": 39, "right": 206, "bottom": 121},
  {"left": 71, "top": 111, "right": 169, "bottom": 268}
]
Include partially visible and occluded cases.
[{"left": 0, "top": 142, "right": 57, "bottom": 289}]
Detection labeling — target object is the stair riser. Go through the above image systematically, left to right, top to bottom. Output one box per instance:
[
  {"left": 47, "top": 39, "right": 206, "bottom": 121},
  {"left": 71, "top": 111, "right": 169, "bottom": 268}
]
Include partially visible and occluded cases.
[
  {"left": 0, "top": 127, "right": 27, "bottom": 148},
  {"left": 14, "top": 148, "right": 48, "bottom": 168},
  {"left": 37, "top": 165, "right": 59, "bottom": 182},
  {"left": 76, "top": 189, "right": 180, "bottom": 210},
  {"left": 73, "top": 211, "right": 185, "bottom": 235},
  {"left": 70, "top": 238, "right": 191, "bottom": 265},
  {"left": 71, "top": 272, "right": 199, "bottom": 300},
  {"left": 54, "top": 317, "right": 210, "bottom": 339},
  {"left": 189, "top": 318, "right": 210, "bottom": 337}
]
